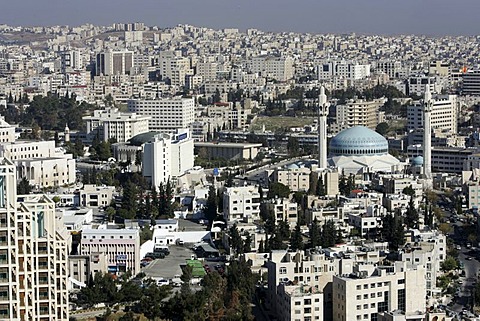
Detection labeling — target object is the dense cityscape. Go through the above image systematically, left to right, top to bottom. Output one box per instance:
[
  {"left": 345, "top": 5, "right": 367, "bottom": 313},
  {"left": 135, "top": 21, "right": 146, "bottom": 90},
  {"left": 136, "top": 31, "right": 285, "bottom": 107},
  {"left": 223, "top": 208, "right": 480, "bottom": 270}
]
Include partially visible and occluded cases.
[{"left": 0, "top": 21, "right": 480, "bottom": 321}]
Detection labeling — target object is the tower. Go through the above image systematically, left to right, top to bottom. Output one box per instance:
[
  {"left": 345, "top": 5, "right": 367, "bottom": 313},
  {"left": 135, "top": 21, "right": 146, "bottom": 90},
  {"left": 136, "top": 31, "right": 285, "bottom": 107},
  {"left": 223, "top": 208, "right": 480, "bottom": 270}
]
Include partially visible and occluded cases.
[
  {"left": 318, "top": 86, "right": 329, "bottom": 169},
  {"left": 423, "top": 87, "right": 433, "bottom": 180},
  {"left": 64, "top": 124, "right": 70, "bottom": 143}
]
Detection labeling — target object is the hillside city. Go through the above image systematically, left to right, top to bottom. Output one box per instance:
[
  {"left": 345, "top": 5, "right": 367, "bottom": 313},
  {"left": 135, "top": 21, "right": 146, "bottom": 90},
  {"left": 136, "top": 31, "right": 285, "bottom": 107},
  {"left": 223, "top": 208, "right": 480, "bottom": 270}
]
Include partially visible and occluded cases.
[{"left": 1, "top": 22, "right": 480, "bottom": 320}]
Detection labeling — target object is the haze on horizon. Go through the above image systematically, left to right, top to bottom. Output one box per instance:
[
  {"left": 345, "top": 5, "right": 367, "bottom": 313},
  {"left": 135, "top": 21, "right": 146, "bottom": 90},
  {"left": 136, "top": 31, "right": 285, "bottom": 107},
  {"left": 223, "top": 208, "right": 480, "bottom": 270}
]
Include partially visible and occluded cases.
[{"left": 4, "top": 0, "right": 479, "bottom": 36}]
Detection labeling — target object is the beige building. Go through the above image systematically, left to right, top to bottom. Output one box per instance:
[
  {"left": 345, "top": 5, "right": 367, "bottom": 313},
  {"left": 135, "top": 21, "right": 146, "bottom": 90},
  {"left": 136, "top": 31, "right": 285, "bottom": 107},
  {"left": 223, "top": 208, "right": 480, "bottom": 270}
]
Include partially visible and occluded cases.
[
  {"left": 336, "top": 98, "right": 386, "bottom": 129},
  {"left": 83, "top": 108, "right": 150, "bottom": 143},
  {"left": 194, "top": 142, "right": 262, "bottom": 161},
  {"left": 0, "top": 158, "right": 69, "bottom": 320},
  {"left": 273, "top": 164, "right": 310, "bottom": 192},
  {"left": 78, "top": 185, "right": 116, "bottom": 208},
  {"left": 223, "top": 186, "right": 261, "bottom": 222},
  {"left": 265, "top": 198, "right": 298, "bottom": 226},
  {"left": 80, "top": 227, "right": 140, "bottom": 276},
  {"left": 68, "top": 253, "right": 108, "bottom": 289},
  {"left": 332, "top": 263, "right": 426, "bottom": 321}
]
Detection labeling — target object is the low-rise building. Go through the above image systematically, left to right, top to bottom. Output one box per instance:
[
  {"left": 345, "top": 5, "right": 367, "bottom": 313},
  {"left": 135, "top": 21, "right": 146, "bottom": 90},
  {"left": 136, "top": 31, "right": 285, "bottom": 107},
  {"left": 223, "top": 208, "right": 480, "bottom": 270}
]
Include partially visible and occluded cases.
[
  {"left": 273, "top": 164, "right": 310, "bottom": 192},
  {"left": 223, "top": 186, "right": 261, "bottom": 222},
  {"left": 80, "top": 226, "right": 140, "bottom": 276}
]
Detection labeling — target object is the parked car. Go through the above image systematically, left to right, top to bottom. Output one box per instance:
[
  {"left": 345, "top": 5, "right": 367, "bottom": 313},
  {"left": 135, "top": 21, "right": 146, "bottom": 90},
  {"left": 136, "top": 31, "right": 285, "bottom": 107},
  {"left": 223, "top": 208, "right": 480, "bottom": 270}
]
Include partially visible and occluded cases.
[{"left": 157, "top": 279, "right": 169, "bottom": 286}]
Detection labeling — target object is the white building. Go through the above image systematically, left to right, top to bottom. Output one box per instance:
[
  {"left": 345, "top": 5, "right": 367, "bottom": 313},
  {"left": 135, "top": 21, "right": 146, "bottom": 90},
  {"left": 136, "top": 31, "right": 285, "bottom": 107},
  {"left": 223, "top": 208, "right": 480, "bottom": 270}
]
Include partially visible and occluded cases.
[
  {"left": 158, "top": 55, "right": 193, "bottom": 86},
  {"left": 249, "top": 56, "right": 294, "bottom": 81},
  {"left": 317, "top": 60, "right": 371, "bottom": 81},
  {"left": 407, "top": 75, "right": 438, "bottom": 97},
  {"left": 407, "top": 94, "right": 457, "bottom": 133},
  {"left": 128, "top": 97, "right": 195, "bottom": 133},
  {"left": 336, "top": 98, "right": 386, "bottom": 130},
  {"left": 83, "top": 108, "right": 150, "bottom": 143},
  {"left": 0, "top": 116, "right": 15, "bottom": 143},
  {"left": 142, "top": 129, "right": 194, "bottom": 188},
  {"left": 0, "top": 140, "right": 76, "bottom": 188},
  {"left": 0, "top": 158, "right": 69, "bottom": 320},
  {"left": 273, "top": 164, "right": 311, "bottom": 192},
  {"left": 223, "top": 186, "right": 261, "bottom": 222},
  {"left": 265, "top": 198, "right": 298, "bottom": 226},
  {"left": 80, "top": 226, "right": 140, "bottom": 276},
  {"left": 332, "top": 263, "right": 426, "bottom": 321}
]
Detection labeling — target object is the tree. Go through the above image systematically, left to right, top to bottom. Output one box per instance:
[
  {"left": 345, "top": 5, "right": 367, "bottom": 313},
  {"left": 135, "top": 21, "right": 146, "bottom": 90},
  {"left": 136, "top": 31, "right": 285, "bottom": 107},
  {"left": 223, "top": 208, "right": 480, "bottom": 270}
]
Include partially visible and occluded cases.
[
  {"left": 375, "top": 122, "right": 389, "bottom": 135},
  {"left": 287, "top": 137, "right": 300, "bottom": 157},
  {"left": 308, "top": 172, "right": 318, "bottom": 195},
  {"left": 316, "top": 174, "right": 326, "bottom": 196},
  {"left": 17, "top": 177, "right": 32, "bottom": 194},
  {"left": 120, "top": 181, "right": 138, "bottom": 219},
  {"left": 267, "top": 182, "right": 290, "bottom": 199},
  {"left": 402, "top": 185, "right": 415, "bottom": 197},
  {"left": 204, "top": 186, "right": 218, "bottom": 226},
  {"left": 405, "top": 196, "right": 419, "bottom": 229},
  {"left": 382, "top": 212, "right": 405, "bottom": 251},
  {"left": 278, "top": 218, "right": 291, "bottom": 241},
  {"left": 309, "top": 218, "right": 321, "bottom": 248},
  {"left": 320, "top": 220, "right": 337, "bottom": 248},
  {"left": 290, "top": 222, "right": 304, "bottom": 251},
  {"left": 229, "top": 224, "right": 244, "bottom": 256},
  {"left": 440, "top": 256, "right": 458, "bottom": 272}
]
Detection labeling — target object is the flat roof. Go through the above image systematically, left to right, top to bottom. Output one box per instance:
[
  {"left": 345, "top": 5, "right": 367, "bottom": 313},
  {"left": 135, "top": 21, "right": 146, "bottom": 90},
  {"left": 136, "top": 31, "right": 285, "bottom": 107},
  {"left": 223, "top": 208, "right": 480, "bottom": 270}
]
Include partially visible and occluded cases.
[{"left": 195, "top": 142, "right": 263, "bottom": 148}]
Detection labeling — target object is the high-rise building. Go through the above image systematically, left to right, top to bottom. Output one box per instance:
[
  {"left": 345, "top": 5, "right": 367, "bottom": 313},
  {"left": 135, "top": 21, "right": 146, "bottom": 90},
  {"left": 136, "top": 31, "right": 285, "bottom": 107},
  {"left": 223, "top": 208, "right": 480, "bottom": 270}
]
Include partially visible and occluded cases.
[
  {"left": 96, "top": 50, "right": 134, "bottom": 76},
  {"left": 249, "top": 56, "right": 294, "bottom": 81},
  {"left": 462, "top": 70, "right": 480, "bottom": 95},
  {"left": 407, "top": 94, "right": 457, "bottom": 133},
  {"left": 127, "top": 97, "right": 195, "bottom": 133},
  {"left": 335, "top": 98, "right": 386, "bottom": 129},
  {"left": 142, "top": 129, "right": 194, "bottom": 188},
  {"left": 0, "top": 158, "right": 69, "bottom": 320}
]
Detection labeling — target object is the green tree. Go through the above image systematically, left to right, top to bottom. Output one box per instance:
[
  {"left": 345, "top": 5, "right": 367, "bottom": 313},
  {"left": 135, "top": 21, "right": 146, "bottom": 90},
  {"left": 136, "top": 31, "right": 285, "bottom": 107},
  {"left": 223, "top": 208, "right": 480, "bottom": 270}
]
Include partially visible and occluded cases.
[
  {"left": 375, "top": 122, "right": 389, "bottom": 135},
  {"left": 287, "top": 137, "right": 300, "bottom": 157},
  {"left": 308, "top": 172, "right": 318, "bottom": 195},
  {"left": 316, "top": 174, "right": 326, "bottom": 196},
  {"left": 17, "top": 177, "right": 32, "bottom": 194},
  {"left": 120, "top": 181, "right": 138, "bottom": 219},
  {"left": 267, "top": 182, "right": 290, "bottom": 199},
  {"left": 204, "top": 185, "right": 218, "bottom": 226},
  {"left": 402, "top": 185, "right": 415, "bottom": 196},
  {"left": 405, "top": 196, "right": 419, "bottom": 229},
  {"left": 309, "top": 218, "right": 321, "bottom": 248},
  {"left": 290, "top": 222, "right": 304, "bottom": 251},
  {"left": 229, "top": 224, "right": 244, "bottom": 256},
  {"left": 440, "top": 256, "right": 458, "bottom": 272}
]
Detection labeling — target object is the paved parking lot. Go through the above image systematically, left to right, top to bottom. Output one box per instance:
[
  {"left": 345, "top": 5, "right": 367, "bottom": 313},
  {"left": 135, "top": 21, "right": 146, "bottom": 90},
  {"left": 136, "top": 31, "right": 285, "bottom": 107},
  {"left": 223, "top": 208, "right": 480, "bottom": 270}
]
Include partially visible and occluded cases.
[{"left": 141, "top": 245, "right": 196, "bottom": 280}]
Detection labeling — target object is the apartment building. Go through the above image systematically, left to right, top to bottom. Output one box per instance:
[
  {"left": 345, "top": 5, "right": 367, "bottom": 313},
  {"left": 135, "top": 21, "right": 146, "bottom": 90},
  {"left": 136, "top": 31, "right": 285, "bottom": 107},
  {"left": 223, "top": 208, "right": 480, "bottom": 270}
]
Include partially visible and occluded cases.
[
  {"left": 158, "top": 55, "right": 193, "bottom": 86},
  {"left": 249, "top": 56, "right": 294, "bottom": 81},
  {"left": 317, "top": 60, "right": 371, "bottom": 81},
  {"left": 461, "top": 70, "right": 480, "bottom": 95},
  {"left": 407, "top": 75, "right": 437, "bottom": 97},
  {"left": 407, "top": 95, "right": 457, "bottom": 132},
  {"left": 127, "top": 97, "right": 195, "bottom": 133},
  {"left": 336, "top": 98, "right": 386, "bottom": 129},
  {"left": 83, "top": 108, "right": 150, "bottom": 143},
  {"left": 0, "top": 117, "right": 15, "bottom": 143},
  {"left": 0, "top": 158, "right": 70, "bottom": 320},
  {"left": 273, "top": 164, "right": 310, "bottom": 192},
  {"left": 467, "top": 180, "right": 480, "bottom": 209},
  {"left": 78, "top": 184, "right": 116, "bottom": 208},
  {"left": 223, "top": 186, "right": 261, "bottom": 222},
  {"left": 265, "top": 198, "right": 298, "bottom": 226},
  {"left": 80, "top": 227, "right": 140, "bottom": 276},
  {"left": 68, "top": 253, "right": 108, "bottom": 288},
  {"left": 332, "top": 263, "right": 426, "bottom": 321},
  {"left": 276, "top": 283, "right": 324, "bottom": 321}
]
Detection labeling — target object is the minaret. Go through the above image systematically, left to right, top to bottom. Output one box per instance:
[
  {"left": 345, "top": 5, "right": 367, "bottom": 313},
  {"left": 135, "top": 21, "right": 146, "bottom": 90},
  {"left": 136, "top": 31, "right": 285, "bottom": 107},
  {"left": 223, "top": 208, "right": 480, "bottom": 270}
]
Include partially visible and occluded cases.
[
  {"left": 318, "top": 86, "right": 329, "bottom": 169},
  {"left": 423, "top": 87, "right": 433, "bottom": 180},
  {"left": 64, "top": 124, "right": 70, "bottom": 143}
]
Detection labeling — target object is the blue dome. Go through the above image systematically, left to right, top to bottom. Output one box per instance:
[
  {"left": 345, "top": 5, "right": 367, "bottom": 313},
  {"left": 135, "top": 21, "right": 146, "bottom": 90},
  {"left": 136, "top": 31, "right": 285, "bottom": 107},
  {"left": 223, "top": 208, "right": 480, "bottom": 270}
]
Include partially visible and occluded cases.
[
  {"left": 329, "top": 126, "right": 389, "bottom": 156},
  {"left": 411, "top": 156, "right": 424, "bottom": 166},
  {"left": 286, "top": 163, "right": 299, "bottom": 170}
]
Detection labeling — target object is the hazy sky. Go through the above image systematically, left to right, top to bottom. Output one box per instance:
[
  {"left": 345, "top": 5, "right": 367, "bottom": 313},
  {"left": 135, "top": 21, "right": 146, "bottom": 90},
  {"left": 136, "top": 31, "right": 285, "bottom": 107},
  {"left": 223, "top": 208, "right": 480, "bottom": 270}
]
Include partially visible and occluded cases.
[{"left": 3, "top": 0, "right": 480, "bottom": 36}]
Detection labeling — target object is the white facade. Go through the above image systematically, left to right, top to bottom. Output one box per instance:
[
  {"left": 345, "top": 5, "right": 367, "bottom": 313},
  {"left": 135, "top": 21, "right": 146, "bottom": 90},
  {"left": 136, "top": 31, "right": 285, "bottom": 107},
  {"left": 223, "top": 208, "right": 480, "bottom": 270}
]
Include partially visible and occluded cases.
[
  {"left": 158, "top": 55, "right": 193, "bottom": 86},
  {"left": 249, "top": 56, "right": 294, "bottom": 81},
  {"left": 317, "top": 60, "right": 371, "bottom": 80},
  {"left": 407, "top": 94, "right": 457, "bottom": 133},
  {"left": 128, "top": 97, "right": 195, "bottom": 133},
  {"left": 336, "top": 98, "right": 386, "bottom": 129},
  {"left": 83, "top": 108, "right": 150, "bottom": 143},
  {"left": 0, "top": 117, "right": 15, "bottom": 143},
  {"left": 142, "top": 129, "right": 194, "bottom": 188},
  {"left": 143, "top": 133, "right": 171, "bottom": 189},
  {"left": 0, "top": 140, "right": 76, "bottom": 187},
  {"left": 0, "top": 158, "right": 69, "bottom": 320},
  {"left": 223, "top": 186, "right": 261, "bottom": 222},
  {"left": 80, "top": 227, "right": 140, "bottom": 276},
  {"left": 332, "top": 264, "right": 426, "bottom": 321}
]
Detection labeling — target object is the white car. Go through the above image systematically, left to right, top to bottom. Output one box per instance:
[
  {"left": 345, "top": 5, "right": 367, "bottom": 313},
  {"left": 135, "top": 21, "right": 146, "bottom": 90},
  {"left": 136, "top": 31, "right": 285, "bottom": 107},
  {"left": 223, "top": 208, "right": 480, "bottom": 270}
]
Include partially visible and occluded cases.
[{"left": 157, "top": 279, "right": 169, "bottom": 286}]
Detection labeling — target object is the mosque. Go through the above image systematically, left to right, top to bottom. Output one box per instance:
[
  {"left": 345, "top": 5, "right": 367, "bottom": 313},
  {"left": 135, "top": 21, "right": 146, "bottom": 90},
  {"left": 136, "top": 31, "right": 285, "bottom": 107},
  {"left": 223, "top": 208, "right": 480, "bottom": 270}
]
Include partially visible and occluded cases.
[{"left": 326, "top": 126, "right": 402, "bottom": 177}]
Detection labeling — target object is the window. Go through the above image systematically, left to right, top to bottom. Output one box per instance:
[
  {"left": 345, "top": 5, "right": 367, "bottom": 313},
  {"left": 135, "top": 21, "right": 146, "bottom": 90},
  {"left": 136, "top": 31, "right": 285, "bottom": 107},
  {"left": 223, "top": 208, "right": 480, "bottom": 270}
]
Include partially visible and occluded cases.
[{"left": 280, "top": 267, "right": 287, "bottom": 275}]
